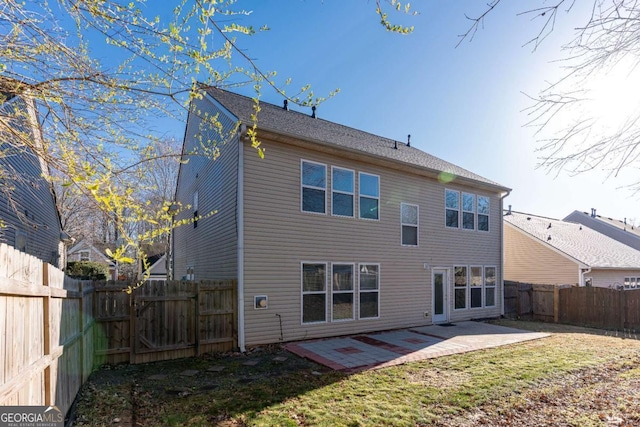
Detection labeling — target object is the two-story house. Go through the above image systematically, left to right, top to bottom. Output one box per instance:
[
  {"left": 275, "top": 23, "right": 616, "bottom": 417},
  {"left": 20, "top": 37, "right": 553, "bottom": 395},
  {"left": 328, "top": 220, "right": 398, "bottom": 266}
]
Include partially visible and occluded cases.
[
  {"left": 173, "top": 88, "right": 511, "bottom": 350},
  {"left": 0, "top": 91, "right": 66, "bottom": 268}
]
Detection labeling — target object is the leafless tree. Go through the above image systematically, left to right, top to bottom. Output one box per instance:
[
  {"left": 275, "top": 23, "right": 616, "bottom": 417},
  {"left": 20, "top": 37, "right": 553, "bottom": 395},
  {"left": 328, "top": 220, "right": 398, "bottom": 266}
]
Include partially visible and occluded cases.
[{"left": 459, "top": 0, "right": 640, "bottom": 192}]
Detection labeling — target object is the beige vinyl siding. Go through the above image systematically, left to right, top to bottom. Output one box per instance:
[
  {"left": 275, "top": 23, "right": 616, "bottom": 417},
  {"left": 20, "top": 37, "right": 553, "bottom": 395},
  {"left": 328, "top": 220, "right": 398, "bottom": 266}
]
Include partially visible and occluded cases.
[
  {"left": 0, "top": 97, "right": 62, "bottom": 267},
  {"left": 173, "top": 97, "right": 239, "bottom": 279},
  {"left": 242, "top": 137, "right": 504, "bottom": 346},
  {"left": 504, "top": 222, "right": 579, "bottom": 285},
  {"left": 588, "top": 269, "right": 640, "bottom": 288}
]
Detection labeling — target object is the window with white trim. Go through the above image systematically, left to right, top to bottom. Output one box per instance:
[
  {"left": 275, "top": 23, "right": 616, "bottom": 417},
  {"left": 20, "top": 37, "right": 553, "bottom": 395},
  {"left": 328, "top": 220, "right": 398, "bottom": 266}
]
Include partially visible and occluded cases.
[
  {"left": 301, "top": 161, "right": 326, "bottom": 214},
  {"left": 332, "top": 167, "right": 354, "bottom": 217},
  {"left": 359, "top": 172, "right": 379, "bottom": 220},
  {"left": 445, "top": 189, "right": 459, "bottom": 228},
  {"left": 462, "top": 193, "right": 475, "bottom": 230},
  {"left": 478, "top": 196, "right": 490, "bottom": 232},
  {"left": 401, "top": 203, "right": 418, "bottom": 246},
  {"left": 79, "top": 250, "right": 90, "bottom": 262},
  {"left": 302, "top": 263, "right": 327, "bottom": 323},
  {"left": 332, "top": 264, "right": 354, "bottom": 321},
  {"left": 359, "top": 264, "right": 379, "bottom": 319},
  {"left": 454, "top": 266, "right": 467, "bottom": 309},
  {"left": 470, "top": 266, "right": 483, "bottom": 308},
  {"left": 485, "top": 266, "right": 496, "bottom": 306}
]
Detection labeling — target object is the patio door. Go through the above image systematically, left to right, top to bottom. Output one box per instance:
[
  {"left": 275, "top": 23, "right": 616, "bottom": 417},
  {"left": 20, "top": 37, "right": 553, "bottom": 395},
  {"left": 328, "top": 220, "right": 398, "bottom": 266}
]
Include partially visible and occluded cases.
[{"left": 432, "top": 268, "right": 448, "bottom": 323}]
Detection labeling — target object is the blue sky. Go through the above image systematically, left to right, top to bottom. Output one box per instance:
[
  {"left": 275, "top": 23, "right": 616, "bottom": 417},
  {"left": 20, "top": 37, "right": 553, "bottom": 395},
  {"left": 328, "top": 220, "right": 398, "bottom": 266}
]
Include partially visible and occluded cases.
[
  {"left": 199, "top": 0, "right": 637, "bottom": 222},
  {"left": 118, "top": 1, "right": 638, "bottom": 222}
]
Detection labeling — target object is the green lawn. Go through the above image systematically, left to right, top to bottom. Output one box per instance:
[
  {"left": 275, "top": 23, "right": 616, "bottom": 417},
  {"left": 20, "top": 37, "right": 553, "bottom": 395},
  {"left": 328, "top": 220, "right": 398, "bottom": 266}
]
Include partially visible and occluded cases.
[{"left": 73, "top": 320, "right": 640, "bottom": 426}]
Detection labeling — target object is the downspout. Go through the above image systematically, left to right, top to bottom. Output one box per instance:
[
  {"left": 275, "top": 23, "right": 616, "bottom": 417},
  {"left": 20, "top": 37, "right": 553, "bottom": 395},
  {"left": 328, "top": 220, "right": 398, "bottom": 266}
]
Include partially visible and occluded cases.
[
  {"left": 237, "top": 126, "right": 246, "bottom": 352},
  {"left": 500, "top": 190, "right": 512, "bottom": 317},
  {"left": 580, "top": 267, "right": 592, "bottom": 287}
]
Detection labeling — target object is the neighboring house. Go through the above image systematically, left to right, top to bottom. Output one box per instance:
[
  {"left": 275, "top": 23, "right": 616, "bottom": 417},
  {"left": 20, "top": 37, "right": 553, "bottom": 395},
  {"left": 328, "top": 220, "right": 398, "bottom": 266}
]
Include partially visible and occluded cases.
[
  {"left": 173, "top": 88, "right": 511, "bottom": 350},
  {"left": 0, "top": 91, "right": 66, "bottom": 268},
  {"left": 564, "top": 209, "right": 640, "bottom": 252},
  {"left": 504, "top": 211, "right": 640, "bottom": 289},
  {"left": 67, "top": 239, "right": 117, "bottom": 280},
  {"left": 144, "top": 253, "right": 167, "bottom": 281}
]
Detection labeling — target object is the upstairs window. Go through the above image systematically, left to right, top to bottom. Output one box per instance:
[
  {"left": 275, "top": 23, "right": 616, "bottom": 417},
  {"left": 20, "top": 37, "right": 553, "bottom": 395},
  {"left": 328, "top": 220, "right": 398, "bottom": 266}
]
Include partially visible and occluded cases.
[
  {"left": 301, "top": 161, "right": 326, "bottom": 214},
  {"left": 332, "top": 167, "right": 354, "bottom": 217},
  {"left": 359, "top": 172, "right": 379, "bottom": 220},
  {"left": 445, "top": 189, "right": 459, "bottom": 228},
  {"left": 462, "top": 193, "right": 475, "bottom": 230},
  {"left": 478, "top": 196, "right": 490, "bottom": 232},
  {"left": 401, "top": 203, "right": 418, "bottom": 246},
  {"left": 79, "top": 250, "right": 90, "bottom": 261}
]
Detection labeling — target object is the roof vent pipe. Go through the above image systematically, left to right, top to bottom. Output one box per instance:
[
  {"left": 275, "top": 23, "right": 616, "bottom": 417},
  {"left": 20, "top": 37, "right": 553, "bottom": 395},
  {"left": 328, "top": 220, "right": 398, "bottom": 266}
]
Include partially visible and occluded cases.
[
  {"left": 283, "top": 99, "right": 288, "bottom": 110},
  {"left": 311, "top": 105, "right": 316, "bottom": 118},
  {"left": 407, "top": 134, "right": 411, "bottom": 147},
  {"left": 394, "top": 140, "right": 398, "bottom": 150},
  {"left": 507, "top": 205, "right": 512, "bottom": 215},
  {"left": 591, "top": 208, "right": 596, "bottom": 218}
]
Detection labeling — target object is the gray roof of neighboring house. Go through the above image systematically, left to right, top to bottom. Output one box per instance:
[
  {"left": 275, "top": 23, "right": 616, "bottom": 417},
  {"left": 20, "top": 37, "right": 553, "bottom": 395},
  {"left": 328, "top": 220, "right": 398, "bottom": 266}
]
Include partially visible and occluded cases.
[
  {"left": 205, "top": 87, "right": 509, "bottom": 192},
  {"left": 565, "top": 210, "right": 640, "bottom": 239},
  {"left": 504, "top": 211, "right": 640, "bottom": 269}
]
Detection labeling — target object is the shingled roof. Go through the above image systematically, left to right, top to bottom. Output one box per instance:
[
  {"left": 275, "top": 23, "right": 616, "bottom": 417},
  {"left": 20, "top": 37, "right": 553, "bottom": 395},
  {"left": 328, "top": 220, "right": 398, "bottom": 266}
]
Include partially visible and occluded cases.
[
  {"left": 205, "top": 87, "right": 509, "bottom": 192},
  {"left": 504, "top": 211, "right": 640, "bottom": 269}
]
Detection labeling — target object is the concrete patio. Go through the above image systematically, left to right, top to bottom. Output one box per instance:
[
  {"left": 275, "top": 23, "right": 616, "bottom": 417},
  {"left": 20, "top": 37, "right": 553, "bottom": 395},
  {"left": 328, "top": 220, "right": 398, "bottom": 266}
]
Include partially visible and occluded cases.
[{"left": 285, "top": 321, "right": 550, "bottom": 372}]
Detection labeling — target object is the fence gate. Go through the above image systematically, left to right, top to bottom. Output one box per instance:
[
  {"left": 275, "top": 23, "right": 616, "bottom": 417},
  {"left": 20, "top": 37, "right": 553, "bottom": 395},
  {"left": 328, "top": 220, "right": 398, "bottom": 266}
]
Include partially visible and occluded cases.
[
  {"left": 94, "top": 279, "right": 237, "bottom": 365},
  {"left": 133, "top": 280, "right": 197, "bottom": 364}
]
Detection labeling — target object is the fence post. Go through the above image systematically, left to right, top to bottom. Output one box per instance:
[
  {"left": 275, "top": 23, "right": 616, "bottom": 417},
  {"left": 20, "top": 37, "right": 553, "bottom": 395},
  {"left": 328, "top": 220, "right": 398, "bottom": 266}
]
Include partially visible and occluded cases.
[
  {"left": 42, "top": 262, "right": 54, "bottom": 406},
  {"left": 195, "top": 281, "right": 200, "bottom": 356},
  {"left": 515, "top": 282, "right": 521, "bottom": 317},
  {"left": 553, "top": 285, "right": 560, "bottom": 323},
  {"left": 621, "top": 290, "right": 627, "bottom": 330}
]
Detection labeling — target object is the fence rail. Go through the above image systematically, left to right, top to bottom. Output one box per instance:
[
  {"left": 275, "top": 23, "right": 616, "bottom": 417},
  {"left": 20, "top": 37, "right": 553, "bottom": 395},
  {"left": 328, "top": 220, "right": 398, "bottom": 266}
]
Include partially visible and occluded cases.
[
  {"left": 1, "top": 242, "right": 238, "bottom": 418},
  {"left": 0, "top": 243, "right": 94, "bottom": 417},
  {"left": 505, "top": 281, "right": 640, "bottom": 331}
]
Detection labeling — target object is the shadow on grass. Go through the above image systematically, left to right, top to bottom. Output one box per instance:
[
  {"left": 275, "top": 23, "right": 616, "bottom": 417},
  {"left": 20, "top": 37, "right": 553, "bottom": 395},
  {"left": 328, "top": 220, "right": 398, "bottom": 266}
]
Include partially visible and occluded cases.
[
  {"left": 494, "top": 318, "right": 640, "bottom": 340},
  {"left": 71, "top": 345, "right": 346, "bottom": 426}
]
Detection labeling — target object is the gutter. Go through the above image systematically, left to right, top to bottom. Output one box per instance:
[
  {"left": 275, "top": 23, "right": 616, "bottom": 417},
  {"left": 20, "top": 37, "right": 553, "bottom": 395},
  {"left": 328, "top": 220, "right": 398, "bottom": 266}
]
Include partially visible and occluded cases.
[
  {"left": 237, "top": 126, "right": 246, "bottom": 352},
  {"left": 500, "top": 189, "right": 512, "bottom": 317},
  {"left": 579, "top": 267, "right": 592, "bottom": 286}
]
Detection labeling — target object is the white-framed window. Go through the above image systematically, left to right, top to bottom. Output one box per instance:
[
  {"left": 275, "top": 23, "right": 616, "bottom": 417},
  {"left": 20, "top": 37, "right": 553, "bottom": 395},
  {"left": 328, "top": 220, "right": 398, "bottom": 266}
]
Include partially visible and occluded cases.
[
  {"left": 301, "top": 160, "right": 327, "bottom": 214},
  {"left": 332, "top": 167, "right": 354, "bottom": 217},
  {"left": 359, "top": 172, "right": 379, "bottom": 220},
  {"left": 445, "top": 189, "right": 459, "bottom": 228},
  {"left": 462, "top": 193, "right": 475, "bottom": 230},
  {"left": 478, "top": 196, "right": 490, "bottom": 232},
  {"left": 401, "top": 203, "right": 418, "bottom": 246},
  {"left": 79, "top": 250, "right": 90, "bottom": 262},
  {"left": 302, "top": 262, "right": 327, "bottom": 323},
  {"left": 332, "top": 263, "right": 355, "bottom": 321},
  {"left": 359, "top": 263, "right": 380, "bottom": 319},
  {"left": 454, "top": 265, "right": 467, "bottom": 310},
  {"left": 186, "top": 266, "right": 195, "bottom": 281},
  {"left": 470, "top": 266, "right": 483, "bottom": 308},
  {"left": 485, "top": 266, "right": 496, "bottom": 306}
]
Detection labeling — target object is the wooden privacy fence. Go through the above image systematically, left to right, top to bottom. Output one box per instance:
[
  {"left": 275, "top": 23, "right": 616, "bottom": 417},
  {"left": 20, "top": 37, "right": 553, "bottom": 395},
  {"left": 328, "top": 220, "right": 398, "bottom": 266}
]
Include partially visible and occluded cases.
[
  {"left": 0, "top": 243, "right": 94, "bottom": 417},
  {"left": 94, "top": 279, "right": 237, "bottom": 365},
  {"left": 504, "top": 280, "right": 640, "bottom": 330}
]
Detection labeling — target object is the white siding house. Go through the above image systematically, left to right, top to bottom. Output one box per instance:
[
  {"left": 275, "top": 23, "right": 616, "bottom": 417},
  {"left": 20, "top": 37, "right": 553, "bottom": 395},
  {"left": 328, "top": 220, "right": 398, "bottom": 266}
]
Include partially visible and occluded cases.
[{"left": 174, "top": 88, "right": 511, "bottom": 349}]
